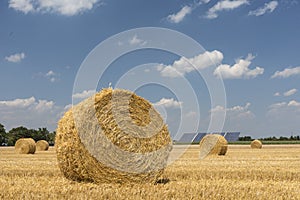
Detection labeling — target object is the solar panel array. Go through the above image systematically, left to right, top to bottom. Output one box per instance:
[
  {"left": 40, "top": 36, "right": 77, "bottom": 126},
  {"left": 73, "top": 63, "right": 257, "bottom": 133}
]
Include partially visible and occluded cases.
[
  {"left": 177, "top": 132, "right": 240, "bottom": 143},
  {"left": 224, "top": 132, "right": 240, "bottom": 142},
  {"left": 192, "top": 133, "right": 206, "bottom": 143}
]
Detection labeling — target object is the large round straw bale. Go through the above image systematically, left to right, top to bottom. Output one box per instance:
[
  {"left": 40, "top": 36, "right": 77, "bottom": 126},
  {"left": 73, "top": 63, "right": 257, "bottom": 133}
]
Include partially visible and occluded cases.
[
  {"left": 55, "top": 88, "right": 172, "bottom": 184},
  {"left": 199, "top": 134, "right": 228, "bottom": 158},
  {"left": 15, "top": 138, "right": 36, "bottom": 154},
  {"left": 251, "top": 139, "right": 262, "bottom": 149},
  {"left": 36, "top": 140, "right": 49, "bottom": 151}
]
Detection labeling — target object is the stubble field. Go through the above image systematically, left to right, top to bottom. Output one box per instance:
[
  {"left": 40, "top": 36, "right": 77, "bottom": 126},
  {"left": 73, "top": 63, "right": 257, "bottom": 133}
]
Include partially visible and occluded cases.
[{"left": 1, "top": 145, "right": 300, "bottom": 199}]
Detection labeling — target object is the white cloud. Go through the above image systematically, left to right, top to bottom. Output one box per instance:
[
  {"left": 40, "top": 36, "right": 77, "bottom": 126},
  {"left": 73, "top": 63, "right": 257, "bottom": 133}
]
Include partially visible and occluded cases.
[
  {"left": 8, "top": 0, "right": 100, "bottom": 16},
  {"left": 8, "top": 0, "right": 34, "bottom": 14},
  {"left": 200, "top": 0, "right": 211, "bottom": 3},
  {"left": 206, "top": 0, "right": 249, "bottom": 19},
  {"left": 249, "top": 1, "right": 278, "bottom": 16},
  {"left": 167, "top": 5, "right": 192, "bottom": 23},
  {"left": 129, "top": 35, "right": 147, "bottom": 46},
  {"left": 157, "top": 50, "right": 223, "bottom": 77},
  {"left": 5, "top": 52, "right": 25, "bottom": 63},
  {"left": 214, "top": 54, "right": 264, "bottom": 79},
  {"left": 271, "top": 66, "right": 300, "bottom": 78},
  {"left": 38, "top": 70, "right": 59, "bottom": 82},
  {"left": 46, "top": 70, "right": 55, "bottom": 76},
  {"left": 283, "top": 88, "right": 297, "bottom": 97},
  {"left": 72, "top": 89, "right": 96, "bottom": 99},
  {"left": 274, "top": 92, "right": 280, "bottom": 96},
  {"left": 0, "top": 96, "right": 63, "bottom": 131},
  {"left": 0, "top": 97, "right": 35, "bottom": 108},
  {"left": 0, "top": 97, "right": 53, "bottom": 111},
  {"left": 153, "top": 98, "right": 182, "bottom": 108},
  {"left": 34, "top": 100, "right": 54, "bottom": 112},
  {"left": 266, "top": 100, "right": 300, "bottom": 135},
  {"left": 268, "top": 100, "right": 300, "bottom": 115},
  {"left": 269, "top": 100, "right": 300, "bottom": 111},
  {"left": 210, "top": 102, "right": 254, "bottom": 120},
  {"left": 211, "top": 102, "right": 251, "bottom": 113},
  {"left": 63, "top": 104, "right": 72, "bottom": 111},
  {"left": 185, "top": 111, "right": 197, "bottom": 118}
]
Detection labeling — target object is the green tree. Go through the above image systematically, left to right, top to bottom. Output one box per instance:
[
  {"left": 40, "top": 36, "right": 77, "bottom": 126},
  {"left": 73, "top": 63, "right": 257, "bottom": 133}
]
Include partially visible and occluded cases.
[
  {"left": 0, "top": 123, "right": 6, "bottom": 145},
  {"left": 7, "top": 126, "right": 31, "bottom": 146},
  {"left": 31, "top": 128, "right": 49, "bottom": 141},
  {"left": 46, "top": 131, "right": 56, "bottom": 146},
  {"left": 238, "top": 136, "right": 252, "bottom": 141}
]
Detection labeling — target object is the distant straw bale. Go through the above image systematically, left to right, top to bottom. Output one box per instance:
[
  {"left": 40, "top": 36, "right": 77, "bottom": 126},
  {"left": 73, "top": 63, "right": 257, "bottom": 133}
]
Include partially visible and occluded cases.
[
  {"left": 55, "top": 88, "right": 172, "bottom": 184},
  {"left": 199, "top": 134, "right": 228, "bottom": 159},
  {"left": 15, "top": 138, "right": 36, "bottom": 154},
  {"left": 251, "top": 139, "right": 262, "bottom": 149},
  {"left": 36, "top": 140, "right": 49, "bottom": 151}
]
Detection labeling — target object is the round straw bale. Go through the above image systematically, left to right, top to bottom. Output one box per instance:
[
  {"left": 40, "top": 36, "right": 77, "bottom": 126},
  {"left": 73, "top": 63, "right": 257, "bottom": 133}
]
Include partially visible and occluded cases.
[
  {"left": 55, "top": 88, "right": 172, "bottom": 184},
  {"left": 199, "top": 134, "right": 228, "bottom": 158},
  {"left": 15, "top": 138, "right": 36, "bottom": 154},
  {"left": 251, "top": 139, "right": 262, "bottom": 149},
  {"left": 36, "top": 140, "right": 49, "bottom": 151}
]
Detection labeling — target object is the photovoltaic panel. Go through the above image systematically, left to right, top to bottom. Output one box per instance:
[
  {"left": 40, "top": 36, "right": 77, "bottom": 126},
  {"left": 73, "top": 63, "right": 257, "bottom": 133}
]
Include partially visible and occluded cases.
[{"left": 224, "top": 132, "right": 240, "bottom": 142}]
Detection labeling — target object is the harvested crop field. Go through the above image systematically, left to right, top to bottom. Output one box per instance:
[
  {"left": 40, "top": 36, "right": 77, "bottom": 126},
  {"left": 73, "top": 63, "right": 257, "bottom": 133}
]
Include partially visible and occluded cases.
[{"left": 1, "top": 145, "right": 300, "bottom": 199}]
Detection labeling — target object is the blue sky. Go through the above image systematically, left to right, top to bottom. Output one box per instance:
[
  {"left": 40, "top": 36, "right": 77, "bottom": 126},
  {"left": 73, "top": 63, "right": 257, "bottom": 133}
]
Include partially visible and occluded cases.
[{"left": 0, "top": 0, "right": 300, "bottom": 138}]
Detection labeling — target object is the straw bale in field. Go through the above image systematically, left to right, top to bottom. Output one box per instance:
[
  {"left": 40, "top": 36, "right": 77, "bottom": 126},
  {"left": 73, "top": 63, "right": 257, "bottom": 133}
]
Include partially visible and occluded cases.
[
  {"left": 55, "top": 88, "right": 172, "bottom": 184},
  {"left": 199, "top": 134, "right": 228, "bottom": 158},
  {"left": 15, "top": 138, "right": 36, "bottom": 154},
  {"left": 251, "top": 139, "right": 262, "bottom": 149},
  {"left": 36, "top": 140, "right": 49, "bottom": 151}
]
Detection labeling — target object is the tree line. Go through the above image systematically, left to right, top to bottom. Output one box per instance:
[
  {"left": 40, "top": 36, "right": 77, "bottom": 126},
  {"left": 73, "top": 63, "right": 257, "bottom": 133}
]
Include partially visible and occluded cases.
[
  {"left": 0, "top": 123, "right": 55, "bottom": 146},
  {"left": 239, "top": 135, "right": 300, "bottom": 141}
]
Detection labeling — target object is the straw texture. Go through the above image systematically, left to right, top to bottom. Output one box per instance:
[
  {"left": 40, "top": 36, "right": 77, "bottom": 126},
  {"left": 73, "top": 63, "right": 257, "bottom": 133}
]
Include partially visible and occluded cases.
[
  {"left": 55, "top": 88, "right": 172, "bottom": 184},
  {"left": 199, "top": 134, "right": 228, "bottom": 159},
  {"left": 15, "top": 138, "right": 36, "bottom": 154},
  {"left": 251, "top": 139, "right": 262, "bottom": 149},
  {"left": 36, "top": 140, "right": 49, "bottom": 151}
]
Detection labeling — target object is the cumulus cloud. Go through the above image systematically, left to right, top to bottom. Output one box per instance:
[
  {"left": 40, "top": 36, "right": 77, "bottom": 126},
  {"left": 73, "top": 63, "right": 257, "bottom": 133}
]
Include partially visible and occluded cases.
[
  {"left": 8, "top": 0, "right": 100, "bottom": 16},
  {"left": 8, "top": 0, "right": 34, "bottom": 14},
  {"left": 200, "top": 0, "right": 211, "bottom": 3},
  {"left": 206, "top": 0, "right": 249, "bottom": 19},
  {"left": 249, "top": 1, "right": 278, "bottom": 16},
  {"left": 167, "top": 5, "right": 192, "bottom": 23},
  {"left": 129, "top": 35, "right": 147, "bottom": 46},
  {"left": 157, "top": 50, "right": 223, "bottom": 77},
  {"left": 5, "top": 52, "right": 25, "bottom": 63},
  {"left": 214, "top": 54, "right": 264, "bottom": 79},
  {"left": 271, "top": 66, "right": 300, "bottom": 78},
  {"left": 45, "top": 70, "right": 59, "bottom": 82},
  {"left": 283, "top": 88, "right": 297, "bottom": 97},
  {"left": 72, "top": 89, "right": 96, "bottom": 99},
  {"left": 274, "top": 92, "right": 280, "bottom": 96},
  {"left": 0, "top": 96, "right": 59, "bottom": 131},
  {"left": 0, "top": 97, "right": 35, "bottom": 108},
  {"left": 0, "top": 97, "right": 54, "bottom": 111},
  {"left": 153, "top": 98, "right": 182, "bottom": 108},
  {"left": 266, "top": 100, "right": 300, "bottom": 135},
  {"left": 268, "top": 100, "right": 300, "bottom": 116},
  {"left": 269, "top": 100, "right": 300, "bottom": 111},
  {"left": 210, "top": 102, "right": 254, "bottom": 121},
  {"left": 211, "top": 102, "right": 251, "bottom": 113},
  {"left": 185, "top": 111, "right": 197, "bottom": 118}
]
